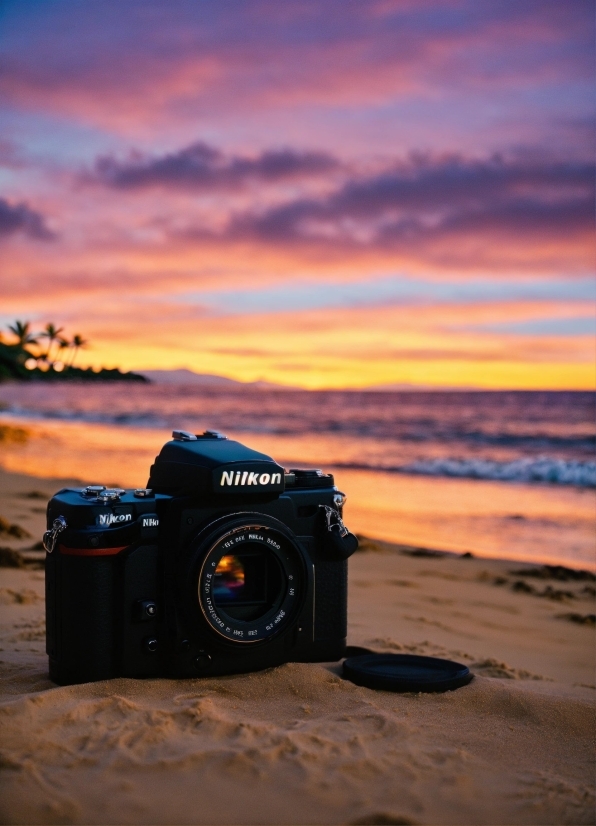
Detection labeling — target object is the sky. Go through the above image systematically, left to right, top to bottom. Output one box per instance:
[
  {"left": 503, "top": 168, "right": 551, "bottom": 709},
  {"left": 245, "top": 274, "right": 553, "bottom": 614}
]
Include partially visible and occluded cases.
[{"left": 0, "top": 0, "right": 594, "bottom": 389}]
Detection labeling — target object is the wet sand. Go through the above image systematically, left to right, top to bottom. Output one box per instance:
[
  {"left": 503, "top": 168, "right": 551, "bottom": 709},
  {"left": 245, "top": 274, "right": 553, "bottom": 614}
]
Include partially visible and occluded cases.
[{"left": 0, "top": 467, "right": 594, "bottom": 825}]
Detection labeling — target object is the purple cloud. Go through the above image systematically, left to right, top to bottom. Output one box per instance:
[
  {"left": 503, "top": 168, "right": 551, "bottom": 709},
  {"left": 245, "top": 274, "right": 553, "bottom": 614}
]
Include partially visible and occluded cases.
[
  {"left": 0, "top": 0, "right": 591, "bottom": 152},
  {"left": 93, "top": 143, "right": 339, "bottom": 190},
  {"left": 219, "top": 153, "right": 593, "bottom": 249},
  {"left": 0, "top": 198, "right": 54, "bottom": 240}
]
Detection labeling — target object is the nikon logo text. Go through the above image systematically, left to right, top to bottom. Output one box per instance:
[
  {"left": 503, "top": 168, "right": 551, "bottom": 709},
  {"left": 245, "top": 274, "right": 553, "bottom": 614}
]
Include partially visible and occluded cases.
[
  {"left": 220, "top": 470, "right": 282, "bottom": 487},
  {"left": 97, "top": 512, "right": 132, "bottom": 526}
]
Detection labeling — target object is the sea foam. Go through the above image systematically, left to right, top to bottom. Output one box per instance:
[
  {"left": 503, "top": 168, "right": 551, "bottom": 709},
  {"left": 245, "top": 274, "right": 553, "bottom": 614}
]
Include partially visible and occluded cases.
[{"left": 402, "top": 456, "right": 596, "bottom": 487}]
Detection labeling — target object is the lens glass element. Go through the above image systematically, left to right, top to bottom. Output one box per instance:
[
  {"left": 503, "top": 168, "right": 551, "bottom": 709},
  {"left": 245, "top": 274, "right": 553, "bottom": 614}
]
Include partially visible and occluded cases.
[
  {"left": 212, "top": 546, "right": 282, "bottom": 622},
  {"left": 213, "top": 555, "right": 246, "bottom": 600}
]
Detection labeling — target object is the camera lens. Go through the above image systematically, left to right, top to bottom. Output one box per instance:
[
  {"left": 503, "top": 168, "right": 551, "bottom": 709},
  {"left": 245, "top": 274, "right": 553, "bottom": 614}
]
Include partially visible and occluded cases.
[
  {"left": 194, "top": 520, "right": 303, "bottom": 644},
  {"left": 212, "top": 549, "right": 283, "bottom": 622}
]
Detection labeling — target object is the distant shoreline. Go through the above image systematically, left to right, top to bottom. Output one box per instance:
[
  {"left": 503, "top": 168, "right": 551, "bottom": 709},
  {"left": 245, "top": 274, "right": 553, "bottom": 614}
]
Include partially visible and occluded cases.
[
  {"left": 1, "top": 322, "right": 148, "bottom": 383},
  {"left": 2, "top": 366, "right": 594, "bottom": 392},
  {"left": 0, "top": 367, "right": 147, "bottom": 383}
]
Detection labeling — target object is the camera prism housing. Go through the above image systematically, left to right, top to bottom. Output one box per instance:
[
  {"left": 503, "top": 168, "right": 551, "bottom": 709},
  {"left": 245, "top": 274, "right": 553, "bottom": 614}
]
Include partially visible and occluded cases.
[{"left": 44, "top": 431, "right": 358, "bottom": 685}]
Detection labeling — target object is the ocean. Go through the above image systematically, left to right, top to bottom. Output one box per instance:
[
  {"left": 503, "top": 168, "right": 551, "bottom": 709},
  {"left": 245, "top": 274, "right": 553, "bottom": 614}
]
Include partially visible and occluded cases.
[{"left": 0, "top": 383, "right": 594, "bottom": 568}]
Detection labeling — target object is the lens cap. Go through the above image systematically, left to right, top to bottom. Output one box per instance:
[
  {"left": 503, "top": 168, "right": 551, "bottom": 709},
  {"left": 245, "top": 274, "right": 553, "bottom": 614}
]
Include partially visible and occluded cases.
[{"left": 343, "top": 653, "right": 473, "bottom": 693}]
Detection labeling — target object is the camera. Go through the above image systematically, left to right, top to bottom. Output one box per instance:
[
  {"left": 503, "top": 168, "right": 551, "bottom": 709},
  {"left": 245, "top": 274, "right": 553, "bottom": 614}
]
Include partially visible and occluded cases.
[{"left": 44, "top": 430, "right": 358, "bottom": 685}]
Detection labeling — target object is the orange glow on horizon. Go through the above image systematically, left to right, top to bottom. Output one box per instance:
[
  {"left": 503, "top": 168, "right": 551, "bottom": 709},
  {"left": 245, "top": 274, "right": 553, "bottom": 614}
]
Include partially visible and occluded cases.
[{"left": 51, "top": 300, "right": 594, "bottom": 391}]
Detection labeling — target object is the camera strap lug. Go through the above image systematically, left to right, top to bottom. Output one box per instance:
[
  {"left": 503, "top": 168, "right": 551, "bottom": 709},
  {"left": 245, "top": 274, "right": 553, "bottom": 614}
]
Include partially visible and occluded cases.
[
  {"left": 319, "top": 505, "right": 359, "bottom": 559},
  {"left": 43, "top": 515, "right": 68, "bottom": 553}
]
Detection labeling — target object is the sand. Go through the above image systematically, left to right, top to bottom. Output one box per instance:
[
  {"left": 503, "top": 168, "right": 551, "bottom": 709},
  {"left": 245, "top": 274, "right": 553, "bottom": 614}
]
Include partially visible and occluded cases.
[{"left": 0, "top": 467, "right": 594, "bottom": 825}]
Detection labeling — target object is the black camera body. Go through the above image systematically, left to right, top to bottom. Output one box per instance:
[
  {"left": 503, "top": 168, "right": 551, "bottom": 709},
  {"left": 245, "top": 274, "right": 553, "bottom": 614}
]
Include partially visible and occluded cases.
[{"left": 44, "top": 430, "right": 358, "bottom": 685}]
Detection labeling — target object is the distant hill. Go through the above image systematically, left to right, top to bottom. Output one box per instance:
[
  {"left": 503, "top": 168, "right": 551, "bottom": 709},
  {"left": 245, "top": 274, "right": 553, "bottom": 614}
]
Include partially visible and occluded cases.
[
  {"left": 139, "top": 369, "right": 298, "bottom": 389},
  {"left": 140, "top": 369, "right": 243, "bottom": 385},
  {"left": 139, "top": 371, "right": 471, "bottom": 391}
]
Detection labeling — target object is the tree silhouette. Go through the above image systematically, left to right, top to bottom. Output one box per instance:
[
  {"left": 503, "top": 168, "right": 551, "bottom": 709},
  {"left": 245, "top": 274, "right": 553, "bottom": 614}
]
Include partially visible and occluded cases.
[
  {"left": 2, "top": 319, "right": 143, "bottom": 382},
  {"left": 8, "top": 320, "right": 38, "bottom": 349},
  {"left": 39, "top": 323, "right": 64, "bottom": 365},
  {"left": 68, "top": 333, "right": 88, "bottom": 368},
  {"left": 55, "top": 337, "right": 70, "bottom": 370}
]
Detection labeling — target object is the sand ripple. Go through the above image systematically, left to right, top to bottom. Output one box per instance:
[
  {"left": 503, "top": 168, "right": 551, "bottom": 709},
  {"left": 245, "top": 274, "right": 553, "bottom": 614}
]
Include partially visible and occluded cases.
[{"left": 0, "top": 664, "right": 594, "bottom": 825}]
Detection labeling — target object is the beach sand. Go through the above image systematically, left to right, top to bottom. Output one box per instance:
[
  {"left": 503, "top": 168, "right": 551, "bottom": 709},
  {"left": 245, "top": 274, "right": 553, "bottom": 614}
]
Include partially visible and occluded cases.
[{"left": 0, "top": 467, "right": 594, "bottom": 825}]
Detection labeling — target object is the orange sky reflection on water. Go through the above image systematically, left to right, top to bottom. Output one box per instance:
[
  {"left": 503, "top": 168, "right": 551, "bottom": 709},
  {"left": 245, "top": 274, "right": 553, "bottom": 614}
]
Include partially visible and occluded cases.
[{"left": 1, "top": 417, "right": 593, "bottom": 568}]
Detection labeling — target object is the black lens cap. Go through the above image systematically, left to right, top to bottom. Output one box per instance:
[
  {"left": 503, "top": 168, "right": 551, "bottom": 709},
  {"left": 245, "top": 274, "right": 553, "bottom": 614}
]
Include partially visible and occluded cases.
[{"left": 343, "top": 653, "right": 473, "bottom": 693}]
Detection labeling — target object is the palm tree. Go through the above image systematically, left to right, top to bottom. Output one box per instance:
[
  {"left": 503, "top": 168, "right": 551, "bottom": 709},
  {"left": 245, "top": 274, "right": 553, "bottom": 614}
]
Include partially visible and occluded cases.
[
  {"left": 2, "top": 320, "right": 39, "bottom": 376},
  {"left": 8, "top": 320, "right": 38, "bottom": 350},
  {"left": 39, "top": 323, "right": 64, "bottom": 365},
  {"left": 68, "top": 333, "right": 88, "bottom": 368},
  {"left": 54, "top": 337, "right": 70, "bottom": 371}
]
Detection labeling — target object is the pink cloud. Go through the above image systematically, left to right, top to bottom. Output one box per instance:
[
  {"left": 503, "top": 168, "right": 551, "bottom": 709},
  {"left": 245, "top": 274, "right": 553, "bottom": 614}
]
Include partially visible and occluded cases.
[{"left": 0, "top": 1, "right": 590, "bottom": 137}]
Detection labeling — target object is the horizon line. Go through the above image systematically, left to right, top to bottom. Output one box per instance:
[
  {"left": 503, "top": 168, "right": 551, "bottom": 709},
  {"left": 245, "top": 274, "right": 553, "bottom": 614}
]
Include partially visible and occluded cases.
[{"left": 136, "top": 368, "right": 595, "bottom": 393}]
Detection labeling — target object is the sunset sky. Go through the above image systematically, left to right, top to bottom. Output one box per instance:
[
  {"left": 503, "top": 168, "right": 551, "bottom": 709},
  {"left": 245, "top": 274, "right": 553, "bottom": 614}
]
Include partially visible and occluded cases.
[{"left": 0, "top": 0, "right": 594, "bottom": 389}]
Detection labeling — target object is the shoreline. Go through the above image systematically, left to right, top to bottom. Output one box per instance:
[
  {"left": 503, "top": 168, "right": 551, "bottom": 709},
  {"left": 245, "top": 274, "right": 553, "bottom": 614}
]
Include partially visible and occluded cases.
[
  {"left": 0, "top": 384, "right": 594, "bottom": 570},
  {"left": 2, "top": 407, "right": 595, "bottom": 491},
  {"left": 0, "top": 465, "right": 594, "bottom": 824},
  {"left": 0, "top": 465, "right": 596, "bottom": 573}
]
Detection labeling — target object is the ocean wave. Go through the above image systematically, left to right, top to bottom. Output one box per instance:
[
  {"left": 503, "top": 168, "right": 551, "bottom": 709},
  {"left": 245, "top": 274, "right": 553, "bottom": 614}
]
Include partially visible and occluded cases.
[
  {"left": 2, "top": 403, "right": 595, "bottom": 487},
  {"left": 2, "top": 404, "right": 594, "bottom": 452},
  {"left": 0, "top": 406, "right": 168, "bottom": 429},
  {"left": 329, "top": 457, "right": 596, "bottom": 487}
]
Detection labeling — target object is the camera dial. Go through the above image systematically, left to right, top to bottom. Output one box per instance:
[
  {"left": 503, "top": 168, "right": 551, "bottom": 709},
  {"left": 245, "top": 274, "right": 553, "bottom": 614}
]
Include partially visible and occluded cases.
[
  {"left": 81, "top": 485, "right": 106, "bottom": 497},
  {"left": 96, "top": 488, "right": 125, "bottom": 503}
]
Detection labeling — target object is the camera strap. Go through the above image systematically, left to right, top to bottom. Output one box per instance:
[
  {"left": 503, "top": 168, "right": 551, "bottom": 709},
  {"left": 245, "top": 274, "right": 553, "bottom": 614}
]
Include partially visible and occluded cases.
[
  {"left": 319, "top": 505, "right": 359, "bottom": 559},
  {"left": 43, "top": 515, "right": 68, "bottom": 553}
]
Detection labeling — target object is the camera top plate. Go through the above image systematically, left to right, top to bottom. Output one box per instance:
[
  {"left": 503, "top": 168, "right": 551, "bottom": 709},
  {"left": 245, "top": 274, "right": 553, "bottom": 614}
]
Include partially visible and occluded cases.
[{"left": 148, "top": 434, "right": 286, "bottom": 496}]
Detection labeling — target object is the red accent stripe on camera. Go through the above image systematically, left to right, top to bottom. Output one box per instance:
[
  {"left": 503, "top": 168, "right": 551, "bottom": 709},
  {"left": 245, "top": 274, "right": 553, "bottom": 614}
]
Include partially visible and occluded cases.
[{"left": 59, "top": 545, "right": 128, "bottom": 556}]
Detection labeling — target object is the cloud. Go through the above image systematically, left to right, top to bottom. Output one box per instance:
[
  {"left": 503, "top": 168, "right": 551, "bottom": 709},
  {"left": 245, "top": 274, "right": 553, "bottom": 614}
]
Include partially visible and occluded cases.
[
  {"left": 0, "top": 0, "right": 591, "bottom": 138},
  {"left": 92, "top": 142, "right": 339, "bottom": 190},
  {"left": 2, "top": 146, "right": 591, "bottom": 277},
  {"left": 178, "top": 153, "right": 594, "bottom": 260},
  {"left": 0, "top": 198, "right": 55, "bottom": 240},
  {"left": 180, "top": 275, "right": 596, "bottom": 316}
]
